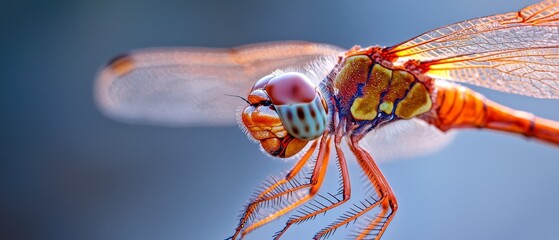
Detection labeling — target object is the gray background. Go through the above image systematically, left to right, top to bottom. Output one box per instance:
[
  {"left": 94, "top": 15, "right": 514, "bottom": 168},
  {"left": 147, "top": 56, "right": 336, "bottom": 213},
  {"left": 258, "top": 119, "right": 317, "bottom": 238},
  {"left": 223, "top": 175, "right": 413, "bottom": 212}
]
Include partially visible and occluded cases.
[{"left": 2, "top": 0, "right": 559, "bottom": 240}]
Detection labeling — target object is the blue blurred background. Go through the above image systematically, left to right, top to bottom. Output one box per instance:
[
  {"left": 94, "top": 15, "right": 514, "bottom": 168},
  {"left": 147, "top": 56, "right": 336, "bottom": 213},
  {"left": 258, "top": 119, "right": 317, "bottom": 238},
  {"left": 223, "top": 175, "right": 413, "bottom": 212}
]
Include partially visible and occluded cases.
[{"left": 2, "top": 0, "right": 559, "bottom": 239}]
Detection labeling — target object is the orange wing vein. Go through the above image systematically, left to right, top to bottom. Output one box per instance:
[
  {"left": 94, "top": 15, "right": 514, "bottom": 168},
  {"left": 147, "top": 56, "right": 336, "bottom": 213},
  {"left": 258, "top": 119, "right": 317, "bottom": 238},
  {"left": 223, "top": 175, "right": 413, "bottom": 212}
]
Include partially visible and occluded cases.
[{"left": 387, "top": 0, "right": 559, "bottom": 98}]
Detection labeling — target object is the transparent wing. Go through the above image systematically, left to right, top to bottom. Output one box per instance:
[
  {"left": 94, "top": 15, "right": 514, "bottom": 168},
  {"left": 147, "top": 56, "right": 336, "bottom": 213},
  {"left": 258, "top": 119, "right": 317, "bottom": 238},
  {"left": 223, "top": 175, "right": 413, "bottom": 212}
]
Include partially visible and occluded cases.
[
  {"left": 386, "top": 0, "right": 559, "bottom": 98},
  {"left": 95, "top": 41, "right": 344, "bottom": 126},
  {"left": 360, "top": 119, "right": 455, "bottom": 162}
]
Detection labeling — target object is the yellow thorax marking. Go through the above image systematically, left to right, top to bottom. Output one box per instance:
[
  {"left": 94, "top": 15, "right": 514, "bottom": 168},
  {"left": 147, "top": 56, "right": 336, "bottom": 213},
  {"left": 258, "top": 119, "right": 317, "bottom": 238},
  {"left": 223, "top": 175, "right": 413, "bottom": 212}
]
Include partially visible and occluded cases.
[
  {"left": 339, "top": 54, "right": 433, "bottom": 121},
  {"left": 350, "top": 64, "right": 391, "bottom": 120},
  {"left": 380, "top": 70, "right": 415, "bottom": 114},
  {"left": 395, "top": 83, "right": 432, "bottom": 119}
]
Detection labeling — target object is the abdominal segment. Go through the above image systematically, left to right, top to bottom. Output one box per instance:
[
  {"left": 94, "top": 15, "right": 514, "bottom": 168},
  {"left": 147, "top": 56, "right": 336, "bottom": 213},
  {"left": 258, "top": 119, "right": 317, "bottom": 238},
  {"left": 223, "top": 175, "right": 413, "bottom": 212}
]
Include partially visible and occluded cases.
[{"left": 424, "top": 80, "right": 559, "bottom": 145}]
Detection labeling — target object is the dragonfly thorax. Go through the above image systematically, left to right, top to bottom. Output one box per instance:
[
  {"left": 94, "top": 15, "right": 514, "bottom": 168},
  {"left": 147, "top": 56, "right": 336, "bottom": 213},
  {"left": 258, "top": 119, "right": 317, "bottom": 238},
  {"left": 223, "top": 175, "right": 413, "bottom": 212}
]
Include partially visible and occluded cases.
[
  {"left": 330, "top": 50, "right": 434, "bottom": 132},
  {"left": 241, "top": 72, "right": 328, "bottom": 158}
]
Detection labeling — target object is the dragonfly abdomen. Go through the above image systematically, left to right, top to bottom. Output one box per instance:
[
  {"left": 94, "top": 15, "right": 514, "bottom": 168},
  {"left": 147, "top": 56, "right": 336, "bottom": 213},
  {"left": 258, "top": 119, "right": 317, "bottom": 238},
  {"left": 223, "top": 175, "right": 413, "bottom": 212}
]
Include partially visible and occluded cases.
[
  {"left": 331, "top": 52, "right": 433, "bottom": 126},
  {"left": 425, "top": 80, "right": 559, "bottom": 145}
]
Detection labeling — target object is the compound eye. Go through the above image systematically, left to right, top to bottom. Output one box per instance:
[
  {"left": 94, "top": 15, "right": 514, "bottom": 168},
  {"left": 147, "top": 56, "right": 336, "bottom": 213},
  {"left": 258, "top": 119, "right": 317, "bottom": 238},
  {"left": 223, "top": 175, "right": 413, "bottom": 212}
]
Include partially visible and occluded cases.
[
  {"left": 265, "top": 72, "right": 316, "bottom": 105},
  {"left": 264, "top": 73, "right": 328, "bottom": 141},
  {"left": 251, "top": 74, "right": 274, "bottom": 91}
]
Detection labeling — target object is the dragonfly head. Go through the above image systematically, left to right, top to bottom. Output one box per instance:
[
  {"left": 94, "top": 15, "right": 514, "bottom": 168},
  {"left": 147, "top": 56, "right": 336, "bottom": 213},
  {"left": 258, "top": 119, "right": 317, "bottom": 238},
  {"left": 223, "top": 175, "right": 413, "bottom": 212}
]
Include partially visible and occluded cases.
[{"left": 241, "top": 72, "right": 328, "bottom": 158}]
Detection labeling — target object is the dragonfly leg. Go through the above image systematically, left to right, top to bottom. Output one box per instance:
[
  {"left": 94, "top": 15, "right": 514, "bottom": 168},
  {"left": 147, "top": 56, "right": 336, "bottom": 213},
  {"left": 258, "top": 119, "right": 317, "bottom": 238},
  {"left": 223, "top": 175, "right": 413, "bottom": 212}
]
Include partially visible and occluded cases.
[
  {"left": 273, "top": 131, "right": 351, "bottom": 240},
  {"left": 236, "top": 133, "right": 330, "bottom": 239},
  {"left": 239, "top": 134, "right": 332, "bottom": 239},
  {"left": 314, "top": 135, "right": 397, "bottom": 240},
  {"left": 228, "top": 141, "right": 319, "bottom": 240}
]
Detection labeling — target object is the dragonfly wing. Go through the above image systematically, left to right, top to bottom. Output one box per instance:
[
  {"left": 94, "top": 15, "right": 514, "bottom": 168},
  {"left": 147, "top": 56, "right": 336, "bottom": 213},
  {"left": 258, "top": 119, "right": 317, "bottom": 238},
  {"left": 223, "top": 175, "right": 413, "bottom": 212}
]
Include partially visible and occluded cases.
[
  {"left": 387, "top": 0, "right": 559, "bottom": 98},
  {"left": 95, "top": 41, "right": 344, "bottom": 126},
  {"left": 361, "top": 119, "right": 455, "bottom": 162}
]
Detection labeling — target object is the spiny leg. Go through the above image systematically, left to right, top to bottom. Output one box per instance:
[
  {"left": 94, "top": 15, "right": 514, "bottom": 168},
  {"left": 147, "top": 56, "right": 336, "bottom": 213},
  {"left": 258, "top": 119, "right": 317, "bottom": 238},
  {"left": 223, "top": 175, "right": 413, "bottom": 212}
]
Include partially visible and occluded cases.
[
  {"left": 273, "top": 132, "right": 351, "bottom": 239},
  {"left": 240, "top": 135, "right": 332, "bottom": 238},
  {"left": 314, "top": 135, "right": 397, "bottom": 240},
  {"left": 345, "top": 136, "right": 397, "bottom": 240},
  {"left": 313, "top": 139, "right": 383, "bottom": 240},
  {"left": 256, "top": 140, "right": 319, "bottom": 199},
  {"left": 229, "top": 141, "right": 319, "bottom": 240},
  {"left": 245, "top": 141, "right": 320, "bottom": 219},
  {"left": 353, "top": 198, "right": 395, "bottom": 240}
]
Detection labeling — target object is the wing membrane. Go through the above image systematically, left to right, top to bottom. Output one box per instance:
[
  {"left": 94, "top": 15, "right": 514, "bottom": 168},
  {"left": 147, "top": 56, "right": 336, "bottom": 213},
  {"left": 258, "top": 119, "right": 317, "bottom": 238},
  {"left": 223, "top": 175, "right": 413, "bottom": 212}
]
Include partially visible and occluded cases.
[
  {"left": 387, "top": 0, "right": 559, "bottom": 98},
  {"left": 95, "top": 41, "right": 344, "bottom": 126},
  {"left": 360, "top": 119, "right": 454, "bottom": 162}
]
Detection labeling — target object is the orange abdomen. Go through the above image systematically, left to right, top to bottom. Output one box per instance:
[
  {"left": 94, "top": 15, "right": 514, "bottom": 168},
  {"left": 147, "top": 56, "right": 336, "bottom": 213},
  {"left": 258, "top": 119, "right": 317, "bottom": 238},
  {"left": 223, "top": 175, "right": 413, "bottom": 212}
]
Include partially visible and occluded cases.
[{"left": 425, "top": 81, "right": 559, "bottom": 146}]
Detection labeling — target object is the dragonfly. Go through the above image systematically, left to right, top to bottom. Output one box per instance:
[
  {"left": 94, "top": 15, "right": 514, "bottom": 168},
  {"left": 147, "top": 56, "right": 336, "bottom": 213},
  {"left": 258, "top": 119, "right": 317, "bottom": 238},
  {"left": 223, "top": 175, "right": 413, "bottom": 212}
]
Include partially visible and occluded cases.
[{"left": 94, "top": 0, "right": 559, "bottom": 239}]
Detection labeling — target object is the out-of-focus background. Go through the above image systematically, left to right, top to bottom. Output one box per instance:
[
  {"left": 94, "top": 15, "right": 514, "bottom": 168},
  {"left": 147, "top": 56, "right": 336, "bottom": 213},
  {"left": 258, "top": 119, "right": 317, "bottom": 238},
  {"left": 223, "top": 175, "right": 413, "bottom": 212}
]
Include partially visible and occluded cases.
[{"left": 2, "top": 0, "right": 558, "bottom": 239}]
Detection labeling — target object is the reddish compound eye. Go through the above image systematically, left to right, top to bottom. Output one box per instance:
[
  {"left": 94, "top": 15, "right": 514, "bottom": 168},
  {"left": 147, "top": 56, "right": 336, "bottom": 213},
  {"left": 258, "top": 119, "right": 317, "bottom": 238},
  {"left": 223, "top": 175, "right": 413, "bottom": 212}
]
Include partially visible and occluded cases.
[
  {"left": 260, "top": 72, "right": 327, "bottom": 141},
  {"left": 265, "top": 72, "right": 317, "bottom": 105},
  {"left": 251, "top": 74, "right": 274, "bottom": 91}
]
